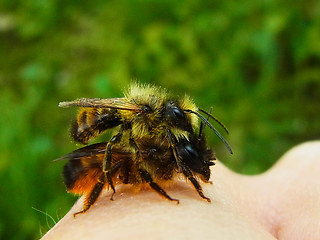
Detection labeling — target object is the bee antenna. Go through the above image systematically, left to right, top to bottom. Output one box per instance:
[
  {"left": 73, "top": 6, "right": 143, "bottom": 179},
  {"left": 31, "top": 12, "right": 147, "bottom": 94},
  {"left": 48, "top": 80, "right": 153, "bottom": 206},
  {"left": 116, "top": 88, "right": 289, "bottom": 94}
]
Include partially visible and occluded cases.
[
  {"left": 199, "top": 106, "right": 213, "bottom": 138},
  {"left": 198, "top": 108, "right": 229, "bottom": 134},
  {"left": 184, "top": 109, "right": 233, "bottom": 154}
]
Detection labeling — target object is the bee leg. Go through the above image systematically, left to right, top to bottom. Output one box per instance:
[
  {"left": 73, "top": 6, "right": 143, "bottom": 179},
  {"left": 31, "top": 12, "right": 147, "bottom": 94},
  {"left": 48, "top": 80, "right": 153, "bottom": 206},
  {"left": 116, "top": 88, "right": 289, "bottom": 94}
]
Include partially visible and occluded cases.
[
  {"left": 103, "top": 131, "right": 123, "bottom": 199},
  {"left": 129, "top": 136, "right": 140, "bottom": 159},
  {"left": 74, "top": 161, "right": 124, "bottom": 218},
  {"left": 181, "top": 166, "right": 211, "bottom": 202},
  {"left": 139, "top": 169, "right": 179, "bottom": 203},
  {"left": 73, "top": 174, "right": 106, "bottom": 218}
]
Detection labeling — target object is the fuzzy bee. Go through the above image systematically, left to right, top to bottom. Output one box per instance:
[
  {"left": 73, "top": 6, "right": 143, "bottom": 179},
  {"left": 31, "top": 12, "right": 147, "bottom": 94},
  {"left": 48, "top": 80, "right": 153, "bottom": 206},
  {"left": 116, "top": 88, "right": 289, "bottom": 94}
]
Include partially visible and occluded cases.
[{"left": 59, "top": 83, "right": 232, "bottom": 216}]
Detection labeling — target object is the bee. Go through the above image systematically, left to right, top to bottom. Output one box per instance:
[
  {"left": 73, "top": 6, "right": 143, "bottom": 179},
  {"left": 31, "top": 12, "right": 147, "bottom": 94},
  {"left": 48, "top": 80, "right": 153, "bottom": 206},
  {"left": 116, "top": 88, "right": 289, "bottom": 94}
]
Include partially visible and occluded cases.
[
  {"left": 58, "top": 83, "right": 232, "bottom": 216},
  {"left": 59, "top": 126, "right": 215, "bottom": 217}
]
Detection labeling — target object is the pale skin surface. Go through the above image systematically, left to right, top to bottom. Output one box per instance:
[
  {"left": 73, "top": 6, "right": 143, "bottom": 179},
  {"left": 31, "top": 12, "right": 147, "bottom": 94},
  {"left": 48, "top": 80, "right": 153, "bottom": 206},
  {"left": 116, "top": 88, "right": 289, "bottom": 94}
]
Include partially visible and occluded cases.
[{"left": 42, "top": 141, "right": 320, "bottom": 240}]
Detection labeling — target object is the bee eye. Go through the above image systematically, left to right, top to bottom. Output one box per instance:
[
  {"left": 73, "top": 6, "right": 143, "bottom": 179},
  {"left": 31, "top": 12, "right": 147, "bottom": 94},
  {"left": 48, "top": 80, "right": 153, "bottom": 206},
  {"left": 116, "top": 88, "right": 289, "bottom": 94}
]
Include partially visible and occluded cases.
[
  {"left": 164, "top": 101, "right": 186, "bottom": 125},
  {"left": 141, "top": 105, "right": 152, "bottom": 113},
  {"left": 171, "top": 107, "right": 184, "bottom": 119},
  {"left": 183, "top": 143, "right": 199, "bottom": 159}
]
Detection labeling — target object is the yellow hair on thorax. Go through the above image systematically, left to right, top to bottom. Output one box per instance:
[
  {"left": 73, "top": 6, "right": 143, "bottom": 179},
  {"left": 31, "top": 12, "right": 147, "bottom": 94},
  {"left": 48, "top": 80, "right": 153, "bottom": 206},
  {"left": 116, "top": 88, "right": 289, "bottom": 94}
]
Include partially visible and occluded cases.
[
  {"left": 121, "top": 83, "right": 200, "bottom": 141},
  {"left": 125, "top": 83, "right": 168, "bottom": 107},
  {"left": 179, "top": 94, "right": 199, "bottom": 129}
]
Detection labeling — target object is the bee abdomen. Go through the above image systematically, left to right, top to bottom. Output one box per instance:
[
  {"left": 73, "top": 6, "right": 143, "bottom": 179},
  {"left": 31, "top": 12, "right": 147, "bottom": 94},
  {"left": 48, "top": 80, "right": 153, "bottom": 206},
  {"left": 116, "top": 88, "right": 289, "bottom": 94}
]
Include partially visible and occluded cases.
[
  {"left": 71, "top": 108, "right": 122, "bottom": 144},
  {"left": 63, "top": 160, "right": 84, "bottom": 190}
]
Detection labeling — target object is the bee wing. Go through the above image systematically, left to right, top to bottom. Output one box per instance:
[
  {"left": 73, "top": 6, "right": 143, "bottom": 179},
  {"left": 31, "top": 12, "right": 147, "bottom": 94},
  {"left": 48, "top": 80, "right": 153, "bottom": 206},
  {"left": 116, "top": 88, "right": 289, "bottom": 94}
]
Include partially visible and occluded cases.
[
  {"left": 59, "top": 98, "right": 141, "bottom": 111},
  {"left": 53, "top": 142, "right": 108, "bottom": 161},
  {"left": 54, "top": 142, "right": 132, "bottom": 162}
]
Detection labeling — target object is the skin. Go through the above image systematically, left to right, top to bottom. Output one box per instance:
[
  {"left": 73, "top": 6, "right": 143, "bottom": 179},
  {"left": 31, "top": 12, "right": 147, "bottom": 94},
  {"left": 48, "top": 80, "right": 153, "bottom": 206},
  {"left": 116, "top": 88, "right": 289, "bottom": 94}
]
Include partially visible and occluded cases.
[{"left": 42, "top": 141, "right": 320, "bottom": 240}]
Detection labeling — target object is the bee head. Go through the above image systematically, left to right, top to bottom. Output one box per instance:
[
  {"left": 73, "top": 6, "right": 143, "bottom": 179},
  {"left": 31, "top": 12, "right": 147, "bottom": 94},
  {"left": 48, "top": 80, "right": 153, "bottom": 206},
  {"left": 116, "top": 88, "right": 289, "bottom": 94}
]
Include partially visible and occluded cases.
[
  {"left": 164, "top": 100, "right": 192, "bottom": 131},
  {"left": 133, "top": 103, "right": 159, "bottom": 128},
  {"left": 141, "top": 104, "right": 153, "bottom": 114},
  {"left": 175, "top": 136, "right": 214, "bottom": 181}
]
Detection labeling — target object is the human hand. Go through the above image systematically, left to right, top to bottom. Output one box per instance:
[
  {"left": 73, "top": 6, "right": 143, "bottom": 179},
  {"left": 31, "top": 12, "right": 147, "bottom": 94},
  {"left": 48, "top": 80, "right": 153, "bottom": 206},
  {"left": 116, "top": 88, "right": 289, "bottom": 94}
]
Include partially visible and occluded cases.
[{"left": 41, "top": 141, "right": 320, "bottom": 240}]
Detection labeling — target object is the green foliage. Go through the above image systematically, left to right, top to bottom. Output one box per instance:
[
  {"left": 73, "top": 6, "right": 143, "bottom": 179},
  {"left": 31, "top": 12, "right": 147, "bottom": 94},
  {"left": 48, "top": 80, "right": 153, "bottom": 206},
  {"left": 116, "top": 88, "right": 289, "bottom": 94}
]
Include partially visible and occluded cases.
[{"left": 0, "top": 0, "right": 319, "bottom": 239}]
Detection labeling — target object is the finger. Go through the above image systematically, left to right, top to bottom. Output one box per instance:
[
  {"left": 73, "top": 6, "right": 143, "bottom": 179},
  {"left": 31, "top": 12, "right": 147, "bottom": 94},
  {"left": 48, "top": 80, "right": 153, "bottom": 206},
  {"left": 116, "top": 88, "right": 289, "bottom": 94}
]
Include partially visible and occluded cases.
[
  {"left": 234, "top": 141, "right": 320, "bottom": 240},
  {"left": 253, "top": 141, "right": 320, "bottom": 240},
  {"left": 41, "top": 165, "right": 275, "bottom": 240}
]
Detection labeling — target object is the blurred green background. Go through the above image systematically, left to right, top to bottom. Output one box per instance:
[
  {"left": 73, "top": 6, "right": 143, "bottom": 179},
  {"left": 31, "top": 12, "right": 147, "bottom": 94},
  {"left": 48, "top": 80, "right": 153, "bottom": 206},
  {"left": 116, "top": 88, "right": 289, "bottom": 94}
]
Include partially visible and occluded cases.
[{"left": 0, "top": 0, "right": 319, "bottom": 239}]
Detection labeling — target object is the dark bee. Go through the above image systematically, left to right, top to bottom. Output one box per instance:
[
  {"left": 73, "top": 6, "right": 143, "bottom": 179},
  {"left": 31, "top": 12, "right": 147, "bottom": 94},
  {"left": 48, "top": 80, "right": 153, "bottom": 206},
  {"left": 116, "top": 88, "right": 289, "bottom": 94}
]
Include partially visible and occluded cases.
[
  {"left": 59, "top": 83, "right": 232, "bottom": 216},
  {"left": 59, "top": 129, "right": 215, "bottom": 217}
]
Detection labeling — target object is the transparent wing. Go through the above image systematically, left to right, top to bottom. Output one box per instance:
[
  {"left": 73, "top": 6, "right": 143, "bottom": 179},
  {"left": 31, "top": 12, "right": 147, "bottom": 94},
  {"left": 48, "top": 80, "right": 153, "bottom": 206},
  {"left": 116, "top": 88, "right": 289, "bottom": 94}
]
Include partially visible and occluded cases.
[
  {"left": 59, "top": 98, "right": 141, "bottom": 111},
  {"left": 53, "top": 142, "right": 108, "bottom": 161}
]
